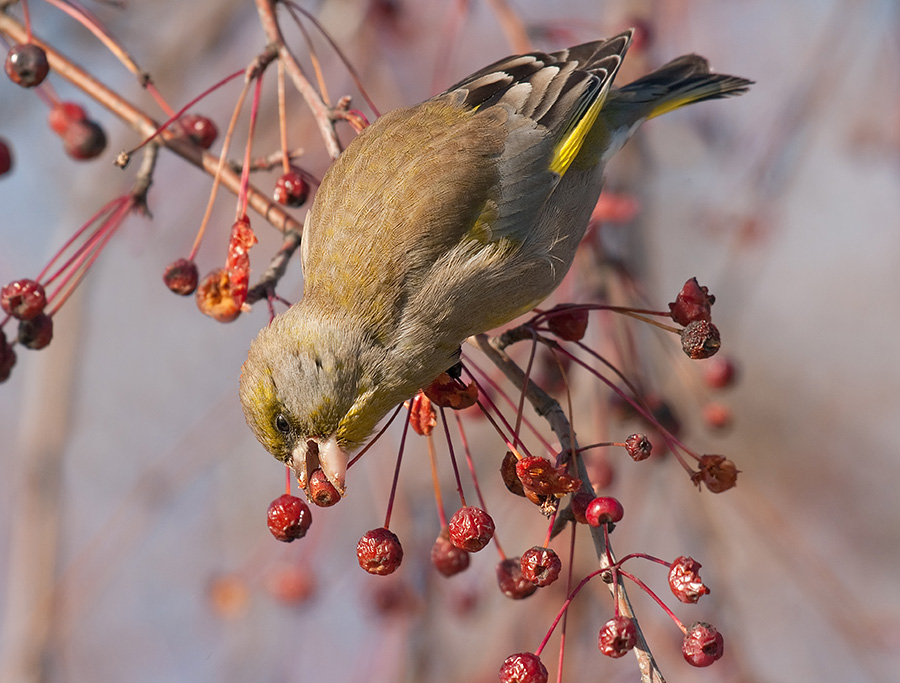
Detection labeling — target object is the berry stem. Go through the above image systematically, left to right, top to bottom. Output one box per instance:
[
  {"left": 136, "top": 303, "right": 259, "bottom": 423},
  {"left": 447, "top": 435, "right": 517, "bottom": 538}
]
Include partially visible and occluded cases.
[
  {"left": 276, "top": 59, "right": 291, "bottom": 175},
  {"left": 235, "top": 72, "right": 266, "bottom": 222},
  {"left": 512, "top": 330, "right": 539, "bottom": 450},
  {"left": 383, "top": 401, "right": 413, "bottom": 530},
  {"left": 346, "top": 403, "right": 403, "bottom": 469},
  {"left": 439, "top": 406, "right": 467, "bottom": 508},
  {"left": 425, "top": 430, "right": 448, "bottom": 528},
  {"left": 284, "top": 465, "right": 292, "bottom": 496},
  {"left": 534, "top": 567, "right": 607, "bottom": 657},
  {"left": 618, "top": 568, "right": 685, "bottom": 633}
]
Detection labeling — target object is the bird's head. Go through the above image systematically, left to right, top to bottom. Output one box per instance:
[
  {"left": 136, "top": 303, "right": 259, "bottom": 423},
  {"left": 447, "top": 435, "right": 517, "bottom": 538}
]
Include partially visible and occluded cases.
[{"left": 239, "top": 308, "right": 386, "bottom": 495}]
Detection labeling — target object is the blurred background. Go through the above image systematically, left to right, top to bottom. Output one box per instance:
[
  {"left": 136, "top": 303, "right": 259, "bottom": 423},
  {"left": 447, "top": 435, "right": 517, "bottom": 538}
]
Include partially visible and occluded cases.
[{"left": 1, "top": 0, "right": 899, "bottom": 681}]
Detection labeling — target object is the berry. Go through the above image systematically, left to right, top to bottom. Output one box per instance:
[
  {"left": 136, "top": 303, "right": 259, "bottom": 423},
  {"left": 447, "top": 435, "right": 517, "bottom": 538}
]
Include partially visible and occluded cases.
[
  {"left": 5, "top": 44, "right": 49, "bottom": 88},
  {"left": 48, "top": 102, "right": 87, "bottom": 135},
  {"left": 178, "top": 114, "right": 218, "bottom": 149},
  {"left": 63, "top": 119, "right": 107, "bottom": 160},
  {"left": 0, "top": 138, "right": 13, "bottom": 176},
  {"left": 273, "top": 170, "right": 310, "bottom": 207},
  {"left": 162, "top": 258, "right": 199, "bottom": 295},
  {"left": 195, "top": 268, "right": 242, "bottom": 322},
  {"left": 668, "top": 277, "right": 714, "bottom": 325},
  {"left": 1, "top": 279, "right": 47, "bottom": 320},
  {"left": 545, "top": 303, "right": 589, "bottom": 341},
  {"left": 17, "top": 313, "right": 53, "bottom": 350},
  {"left": 681, "top": 319, "right": 721, "bottom": 359},
  {"left": 0, "top": 330, "right": 16, "bottom": 383},
  {"left": 703, "top": 355, "right": 738, "bottom": 389},
  {"left": 423, "top": 372, "right": 478, "bottom": 409},
  {"left": 409, "top": 392, "right": 436, "bottom": 436},
  {"left": 703, "top": 402, "right": 732, "bottom": 431},
  {"left": 624, "top": 433, "right": 652, "bottom": 461},
  {"left": 500, "top": 450, "right": 526, "bottom": 497},
  {"left": 691, "top": 454, "right": 738, "bottom": 493},
  {"left": 515, "top": 456, "right": 581, "bottom": 500},
  {"left": 308, "top": 468, "right": 341, "bottom": 506},
  {"left": 570, "top": 491, "right": 593, "bottom": 524},
  {"left": 266, "top": 494, "right": 312, "bottom": 542},
  {"left": 585, "top": 496, "right": 624, "bottom": 528},
  {"left": 448, "top": 506, "right": 494, "bottom": 552},
  {"left": 356, "top": 527, "right": 403, "bottom": 576},
  {"left": 430, "top": 527, "right": 470, "bottom": 577},
  {"left": 520, "top": 546, "right": 561, "bottom": 587},
  {"left": 668, "top": 555, "right": 710, "bottom": 604},
  {"left": 496, "top": 557, "right": 537, "bottom": 600},
  {"left": 598, "top": 616, "right": 637, "bottom": 658},
  {"left": 682, "top": 621, "right": 724, "bottom": 667},
  {"left": 498, "top": 652, "right": 548, "bottom": 683}
]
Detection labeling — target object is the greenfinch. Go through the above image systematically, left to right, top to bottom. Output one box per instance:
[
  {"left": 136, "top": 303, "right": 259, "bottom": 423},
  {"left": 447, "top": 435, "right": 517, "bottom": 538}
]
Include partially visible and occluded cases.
[{"left": 239, "top": 30, "right": 751, "bottom": 495}]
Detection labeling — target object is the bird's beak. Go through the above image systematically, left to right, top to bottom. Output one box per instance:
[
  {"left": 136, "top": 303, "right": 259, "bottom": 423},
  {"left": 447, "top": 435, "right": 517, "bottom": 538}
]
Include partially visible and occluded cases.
[{"left": 291, "top": 435, "right": 348, "bottom": 495}]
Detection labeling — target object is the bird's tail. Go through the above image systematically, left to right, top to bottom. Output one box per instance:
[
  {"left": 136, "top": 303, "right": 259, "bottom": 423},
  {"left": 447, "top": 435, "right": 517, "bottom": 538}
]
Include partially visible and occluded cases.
[{"left": 608, "top": 54, "right": 753, "bottom": 123}]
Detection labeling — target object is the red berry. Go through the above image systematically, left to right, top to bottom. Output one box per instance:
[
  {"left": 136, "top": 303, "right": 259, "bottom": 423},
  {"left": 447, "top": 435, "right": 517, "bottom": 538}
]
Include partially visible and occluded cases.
[
  {"left": 5, "top": 44, "right": 49, "bottom": 88},
  {"left": 48, "top": 102, "right": 87, "bottom": 135},
  {"left": 178, "top": 114, "right": 218, "bottom": 149},
  {"left": 63, "top": 119, "right": 107, "bottom": 160},
  {"left": 0, "top": 138, "right": 12, "bottom": 176},
  {"left": 273, "top": 170, "right": 310, "bottom": 207},
  {"left": 162, "top": 258, "right": 199, "bottom": 296},
  {"left": 195, "top": 268, "right": 241, "bottom": 322},
  {"left": 668, "top": 277, "right": 715, "bottom": 325},
  {"left": 1, "top": 279, "right": 47, "bottom": 320},
  {"left": 545, "top": 303, "right": 589, "bottom": 341},
  {"left": 17, "top": 313, "right": 53, "bottom": 350},
  {"left": 681, "top": 319, "right": 721, "bottom": 360},
  {"left": 0, "top": 330, "right": 16, "bottom": 382},
  {"left": 703, "top": 355, "right": 738, "bottom": 389},
  {"left": 423, "top": 372, "right": 478, "bottom": 409},
  {"left": 409, "top": 392, "right": 436, "bottom": 436},
  {"left": 703, "top": 402, "right": 732, "bottom": 431},
  {"left": 624, "top": 433, "right": 652, "bottom": 461},
  {"left": 500, "top": 450, "right": 526, "bottom": 497},
  {"left": 691, "top": 454, "right": 739, "bottom": 493},
  {"left": 516, "top": 456, "right": 581, "bottom": 500},
  {"left": 308, "top": 468, "right": 341, "bottom": 507},
  {"left": 570, "top": 491, "right": 593, "bottom": 524},
  {"left": 266, "top": 494, "right": 312, "bottom": 542},
  {"left": 585, "top": 496, "right": 624, "bottom": 527},
  {"left": 448, "top": 506, "right": 494, "bottom": 552},
  {"left": 356, "top": 527, "right": 404, "bottom": 576},
  {"left": 430, "top": 528, "right": 470, "bottom": 577},
  {"left": 520, "top": 546, "right": 561, "bottom": 587},
  {"left": 668, "top": 555, "right": 710, "bottom": 604},
  {"left": 496, "top": 557, "right": 537, "bottom": 600},
  {"left": 598, "top": 616, "right": 637, "bottom": 658},
  {"left": 682, "top": 621, "right": 724, "bottom": 667},
  {"left": 498, "top": 652, "right": 548, "bottom": 683}
]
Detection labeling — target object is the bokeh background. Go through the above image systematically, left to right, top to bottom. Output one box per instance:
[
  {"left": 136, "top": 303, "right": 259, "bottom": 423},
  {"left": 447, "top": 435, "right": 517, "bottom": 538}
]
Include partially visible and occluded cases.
[{"left": 1, "top": 0, "right": 899, "bottom": 681}]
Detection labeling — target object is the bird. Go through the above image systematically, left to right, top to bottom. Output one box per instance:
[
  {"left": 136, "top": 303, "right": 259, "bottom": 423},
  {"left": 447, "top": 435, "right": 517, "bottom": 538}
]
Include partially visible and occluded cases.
[{"left": 239, "top": 29, "right": 751, "bottom": 497}]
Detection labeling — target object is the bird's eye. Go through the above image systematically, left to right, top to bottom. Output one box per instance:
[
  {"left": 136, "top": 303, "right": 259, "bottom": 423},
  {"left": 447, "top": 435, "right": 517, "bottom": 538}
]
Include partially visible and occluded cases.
[{"left": 274, "top": 413, "right": 290, "bottom": 434}]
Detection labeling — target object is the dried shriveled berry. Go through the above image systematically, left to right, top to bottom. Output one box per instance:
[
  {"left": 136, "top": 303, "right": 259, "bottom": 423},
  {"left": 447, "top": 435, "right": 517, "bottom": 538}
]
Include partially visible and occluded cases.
[
  {"left": 5, "top": 44, "right": 49, "bottom": 87},
  {"left": 48, "top": 102, "right": 87, "bottom": 135},
  {"left": 179, "top": 114, "right": 218, "bottom": 149},
  {"left": 63, "top": 119, "right": 107, "bottom": 160},
  {"left": 0, "top": 138, "right": 12, "bottom": 176},
  {"left": 273, "top": 170, "right": 310, "bottom": 207},
  {"left": 163, "top": 258, "right": 199, "bottom": 295},
  {"left": 196, "top": 268, "right": 242, "bottom": 322},
  {"left": 669, "top": 277, "right": 714, "bottom": 325},
  {"left": 1, "top": 279, "right": 47, "bottom": 320},
  {"left": 545, "top": 303, "right": 589, "bottom": 341},
  {"left": 17, "top": 313, "right": 53, "bottom": 350},
  {"left": 681, "top": 319, "right": 721, "bottom": 359},
  {"left": 0, "top": 330, "right": 16, "bottom": 382},
  {"left": 703, "top": 355, "right": 738, "bottom": 389},
  {"left": 424, "top": 372, "right": 478, "bottom": 409},
  {"left": 409, "top": 392, "right": 436, "bottom": 436},
  {"left": 624, "top": 433, "right": 652, "bottom": 461},
  {"left": 500, "top": 450, "right": 526, "bottom": 497},
  {"left": 691, "top": 454, "right": 738, "bottom": 493},
  {"left": 516, "top": 456, "right": 581, "bottom": 500},
  {"left": 308, "top": 468, "right": 341, "bottom": 507},
  {"left": 570, "top": 491, "right": 593, "bottom": 524},
  {"left": 266, "top": 494, "right": 312, "bottom": 542},
  {"left": 585, "top": 496, "right": 624, "bottom": 528},
  {"left": 448, "top": 506, "right": 494, "bottom": 552},
  {"left": 356, "top": 527, "right": 403, "bottom": 576},
  {"left": 430, "top": 527, "right": 470, "bottom": 577},
  {"left": 520, "top": 546, "right": 561, "bottom": 587},
  {"left": 668, "top": 555, "right": 710, "bottom": 604},
  {"left": 496, "top": 557, "right": 537, "bottom": 600},
  {"left": 598, "top": 616, "right": 637, "bottom": 658},
  {"left": 682, "top": 621, "right": 724, "bottom": 667},
  {"left": 498, "top": 652, "right": 548, "bottom": 683}
]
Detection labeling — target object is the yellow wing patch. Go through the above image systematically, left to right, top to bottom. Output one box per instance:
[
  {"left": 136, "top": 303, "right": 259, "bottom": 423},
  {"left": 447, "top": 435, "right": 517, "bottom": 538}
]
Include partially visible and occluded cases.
[{"left": 549, "top": 88, "right": 607, "bottom": 176}]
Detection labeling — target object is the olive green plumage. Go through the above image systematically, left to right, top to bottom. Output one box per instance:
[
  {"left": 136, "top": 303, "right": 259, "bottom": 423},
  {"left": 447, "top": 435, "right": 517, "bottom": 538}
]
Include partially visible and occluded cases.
[{"left": 239, "top": 29, "right": 751, "bottom": 494}]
